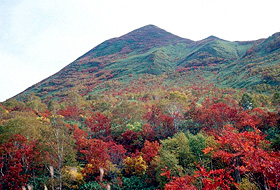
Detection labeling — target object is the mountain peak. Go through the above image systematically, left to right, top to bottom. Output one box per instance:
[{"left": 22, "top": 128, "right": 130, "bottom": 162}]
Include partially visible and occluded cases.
[
  {"left": 82, "top": 24, "right": 192, "bottom": 59},
  {"left": 121, "top": 24, "right": 191, "bottom": 43},
  {"left": 130, "top": 24, "right": 168, "bottom": 33},
  {"left": 137, "top": 24, "right": 159, "bottom": 29},
  {"left": 206, "top": 35, "right": 220, "bottom": 40}
]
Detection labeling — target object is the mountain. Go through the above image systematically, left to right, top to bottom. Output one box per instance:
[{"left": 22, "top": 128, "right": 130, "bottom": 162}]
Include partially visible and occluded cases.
[
  {"left": 2, "top": 25, "right": 280, "bottom": 190},
  {"left": 14, "top": 25, "right": 280, "bottom": 101}
]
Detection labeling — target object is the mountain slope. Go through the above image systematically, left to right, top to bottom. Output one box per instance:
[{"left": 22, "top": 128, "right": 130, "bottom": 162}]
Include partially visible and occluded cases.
[
  {"left": 13, "top": 25, "right": 280, "bottom": 101},
  {"left": 217, "top": 33, "right": 280, "bottom": 91}
]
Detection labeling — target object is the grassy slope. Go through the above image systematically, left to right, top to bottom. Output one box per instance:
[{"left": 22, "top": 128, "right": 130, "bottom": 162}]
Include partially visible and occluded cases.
[{"left": 12, "top": 26, "right": 280, "bottom": 101}]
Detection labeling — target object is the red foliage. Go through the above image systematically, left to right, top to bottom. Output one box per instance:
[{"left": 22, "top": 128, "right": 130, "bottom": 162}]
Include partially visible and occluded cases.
[
  {"left": 192, "top": 102, "right": 238, "bottom": 130},
  {"left": 143, "top": 105, "right": 175, "bottom": 139},
  {"left": 143, "top": 105, "right": 162, "bottom": 126},
  {"left": 58, "top": 106, "right": 80, "bottom": 119},
  {"left": 251, "top": 108, "right": 280, "bottom": 130},
  {"left": 39, "top": 109, "right": 51, "bottom": 118},
  {"left": 234, "top": 110, "right": 255, "bottom": 129},
  {"left": 85, "top": 112, "right": 111, "bottom": 138},
  {"left": 158, "top": 114, "right": 175, "bottom": 138},
  {"left": 141, "top": 123, "right": 156, "bottom": 141},
  {"left": 73, "top": 124, "right": 89, "bottom": 160},
  {"left": 73, "top": 125, "right": 126, "bottom": 177},
  {"left": 210, "top": 125, "right": 280, "bottom": 188},
  {"left": 119, "top": 130, "right": 142, "bottom": 152},
  {"left": 0, "top": 134, "right": 41, "bottom": 190},
  {"left": 83, "top": 139, "right": 110, "bottom": 176},
  {"left": 141, "top": 140, "right": 160, "bottom": 163},
  {"left": 107, "top": 141, "right": 127, "bottom": 164},
  {"left": 163, "top": 166, "right": 234, "bottom": 190},
  {"left": 161, "top": 167, "right": 171, "bottom": 179},
  {"left": 194, "top": 167, "right": 234, "bottom": 190},
  {"left": 164, "top": 176, "right": 197, "bottom": 190}
]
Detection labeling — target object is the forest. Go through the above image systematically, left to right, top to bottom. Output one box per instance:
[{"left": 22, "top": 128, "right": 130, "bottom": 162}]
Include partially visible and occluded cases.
[{"left": 1, "top": 81, "right": 280, "bottom": 190}]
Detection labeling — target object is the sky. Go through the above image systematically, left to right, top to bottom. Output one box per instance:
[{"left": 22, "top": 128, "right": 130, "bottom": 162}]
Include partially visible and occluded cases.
[{"left": 1, "top": 0, "right": 280, "bottom": 102}]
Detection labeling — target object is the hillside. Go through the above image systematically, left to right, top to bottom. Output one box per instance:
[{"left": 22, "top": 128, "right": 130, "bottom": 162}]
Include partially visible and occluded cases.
[
  {"left": 1, "top": 25, "right": 280, "bottom": 190},
  {"left": 14, "top": 25, "right": 280, "bottom": 101}
]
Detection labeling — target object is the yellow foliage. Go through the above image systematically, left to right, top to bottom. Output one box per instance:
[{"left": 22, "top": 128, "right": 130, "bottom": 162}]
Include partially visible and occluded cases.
[
  {"left": 169, "top": 91, "right": 188, "bottom": 102},
  {"left": 50, "top": 114, "right": 64, "bottom": 119},
  {"left": 58, "top": 114, "right": 64, "bottom": 118},
  {"left": 36, "top": 116, "right": 50, "bottom": 123},
  {"left": 123, "top": 155, "right": 148, "bottom": 176},
  {"left": 87, "top": 164, "right": 93, "bottom": 168},
  {"left": 62, "top": 166, "right": 84, "bottom": 189},
  {"left": 64, "top": 166, "right": 84, "bottom": 182},
  {"left": 239, "top": 177, "right": 258, "bottom": 190}
]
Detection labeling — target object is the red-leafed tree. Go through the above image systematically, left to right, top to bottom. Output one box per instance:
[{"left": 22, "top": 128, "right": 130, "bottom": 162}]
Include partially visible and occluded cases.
[
  {"left": 192, "top": 102, "right": 238, "bottom": 131},
  {"left": 143, "top": 105, "right": 175, "bottom": 139},
  {"left": 143, "top": 105, "right": 162, "bottom": 126},
  {"left": 58, "top": 106, "right": 80, "bottom": 120},
  {"left": 250, "top": 108, "right": 280, "bottom": 130},
  {"left": 85, "top": 112, "right": 111, "bottom": 139},
  {"left": 142, "top": 123, "right": 156, "bottom": 141},
  {"left": 73, "top": 124, "right": 89, "bottom": 161},
  {"left": 73, "top": 124, "right": 109, "bottom": 176},
  {"left": 207, "top": 124, "right": 280, "bottom": 189},
  {"left": 119, "top": 130, "right": 143, "bottom": 153},
  {"left": 0, "top": 134, "right": 41, "bottom": 190},
  {"left": 83, "top": 138, "right": 110, "bottom": 178},
  {"left": 141, "top": 140, "right": 160, "bottom": 163},
  {"left": 107, "top": 141, "right": 127, "bottom": 165},
  {"left": 162, "top": 166, "right": 234, "bottom": 190},
  {"left": 194, "top": 167, "right": 235, "bottom": 190},
  {"left": 164, "top": 175, "right": 197, "bottom": 190}
]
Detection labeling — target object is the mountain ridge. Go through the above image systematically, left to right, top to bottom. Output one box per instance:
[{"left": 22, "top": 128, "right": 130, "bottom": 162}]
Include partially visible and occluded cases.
[{"left": 11, "top": 25, "right": 280, "bottom": 102}]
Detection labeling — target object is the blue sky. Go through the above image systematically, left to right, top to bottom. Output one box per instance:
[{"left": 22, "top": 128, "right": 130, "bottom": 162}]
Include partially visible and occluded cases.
[{"left": 1, "top": 0, "right": 280, "bottom": 101}]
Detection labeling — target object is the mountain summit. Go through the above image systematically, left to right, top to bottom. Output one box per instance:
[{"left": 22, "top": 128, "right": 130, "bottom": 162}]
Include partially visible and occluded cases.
[
  {"left": 81, "top": 24, "right": 192, "bottom": 59},
  {"left": 13, "top": 25, "right": 280, "bottom": 101}
]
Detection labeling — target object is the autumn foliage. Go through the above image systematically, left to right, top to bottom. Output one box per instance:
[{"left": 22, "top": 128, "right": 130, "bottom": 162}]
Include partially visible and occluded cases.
[{"left": 1, "top": 84, "right": 280, "bottom": 189}]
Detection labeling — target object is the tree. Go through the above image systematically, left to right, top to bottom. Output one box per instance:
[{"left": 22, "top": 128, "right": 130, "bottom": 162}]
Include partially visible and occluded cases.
[
  {"left": 272, "top": 91, "right": 280, "bottom": 107},
  {"left": 26, "top": 93, "right": 46, "bottom": 112},
  {"left": 239, "top": 93, "right": 255, "bottom": 110},
  {"left": 191, "top": 101, "right": 238, "bottom": 131},
  {"left": 143, "top": 105, "right": 175, "bottom": 139},
  {"left": 58, "top": 106, "right": 81, "bottom": 120},
  {"left": 0, "top": 111, "right": 50, "bottom": 144},
  {"left": 85, "top": 112, "right": 111, "bottom": 139},
  {"left": 47, "top": 115, "right": 76, "bottom": 190},
  {"left": 207, "top": 124, "right": 280, "bottom": 189},
  {"left": 119, "top": 130, "right": 143, "bottom": 152},
  {"left": 156, "top": 132, "right": 194, "bottom": 188},
  {"left": 160, "top": 132, "right": 194, "bottom": 169},
  {"left": 0, "top": 134, "right": 41, "bottom": 190},
  {"left": 83, "top": 139, "right": 109, "bottom": 178},
  {"left": 141, "top": 140, "right": 160, "bottom": 163},
  {"left": 107, "top": 141, "right": 126, "bottom": 165},
  {"left": 123, "top": 155, "right": 148, "bottom": 176},
  {"left": 163, "top": 167, "right": 234, "bottom": 190},
  {"left": 164, "top": 175, "right": 197, "bottom": 190}
]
